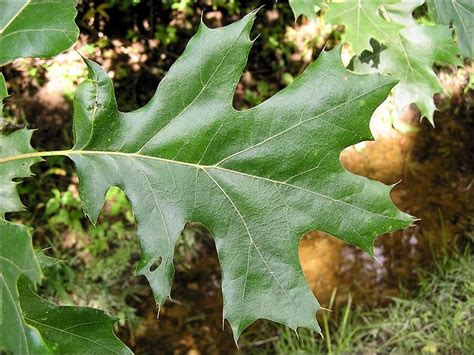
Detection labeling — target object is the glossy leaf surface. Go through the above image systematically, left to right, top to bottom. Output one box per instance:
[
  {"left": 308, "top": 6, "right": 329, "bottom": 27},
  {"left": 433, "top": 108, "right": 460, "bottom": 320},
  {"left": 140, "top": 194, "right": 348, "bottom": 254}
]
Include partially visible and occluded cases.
[{"left": 0, "top": 0, "right": 79, "bottom": 65}]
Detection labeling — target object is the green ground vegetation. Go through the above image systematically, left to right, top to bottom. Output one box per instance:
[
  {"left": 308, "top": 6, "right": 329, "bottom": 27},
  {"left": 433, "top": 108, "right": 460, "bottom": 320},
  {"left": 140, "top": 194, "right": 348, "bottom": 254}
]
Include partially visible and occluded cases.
[{"left": 256, "top": 247, "right": 474, "bottom": 354}]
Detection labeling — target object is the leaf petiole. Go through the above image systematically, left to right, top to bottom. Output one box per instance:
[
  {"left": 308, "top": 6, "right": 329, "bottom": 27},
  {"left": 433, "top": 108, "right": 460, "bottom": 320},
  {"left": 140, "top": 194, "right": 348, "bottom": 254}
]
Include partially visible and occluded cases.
[{"left": 0, "top": 150, "right": 73, "bottom": 164}]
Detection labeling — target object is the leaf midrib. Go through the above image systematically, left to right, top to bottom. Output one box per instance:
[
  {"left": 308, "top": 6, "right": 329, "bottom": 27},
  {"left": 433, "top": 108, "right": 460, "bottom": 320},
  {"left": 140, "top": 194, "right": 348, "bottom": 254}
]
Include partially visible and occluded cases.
[
  {"left": 0, "top": 0, "right": 30, "bottom": 35},
  {"left": 0, "top": 28, "right": 78, "bottom": 42},
  {"left": 0, "top": 149, "right": 407, "bottom": 222},
  {"left": 202, "top": 168, "right": 297, "bottom": 316}
]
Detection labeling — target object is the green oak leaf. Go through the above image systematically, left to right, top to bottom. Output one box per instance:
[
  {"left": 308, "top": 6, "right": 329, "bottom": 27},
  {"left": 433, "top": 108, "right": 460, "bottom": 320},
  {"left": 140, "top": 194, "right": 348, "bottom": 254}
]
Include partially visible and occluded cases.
[
  {"left": 0, "top": 0, "right": 79, "bottom": 65},
  {"left": 289, "top": 0, "right": 323, "bottom": 21},
  {"left": 302, "top": 0, "right": 462, "bottom": 121},
  {"left": 323, "top": 0, "right": 402, "bottom": 54},
  {"left": 380, "top": 0, "right": 461, "bottom": 122},
  {"left": 427, "top": 0, "right": 474, "bottom": 58},
  {"left": 0, "top": 12, "right": 414, "bottom": 341},
  {"left": 70, "top": 13, "right": 413, "bottom": 339},
  {"left": 379, "top": 25, "right": 461, "bottom": 122},
  {"left": 0, "top": 129, "right": 41, "bottom": 217},
  {"left": 0, "top": 220, "right": 51, "bottom": 354},
  {"left": 0, "top": 221, "right": 132, "bottom": 354},
  {"left": 18, "top": 274, "right": 132, "bottom": 354}
]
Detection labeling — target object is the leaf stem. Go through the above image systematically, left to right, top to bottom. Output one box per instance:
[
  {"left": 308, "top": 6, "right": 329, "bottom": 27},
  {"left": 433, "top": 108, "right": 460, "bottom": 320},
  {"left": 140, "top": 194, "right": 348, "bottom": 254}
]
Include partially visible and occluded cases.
[{"left": 0, "top": 150, "right": 72, "bottom": 164}]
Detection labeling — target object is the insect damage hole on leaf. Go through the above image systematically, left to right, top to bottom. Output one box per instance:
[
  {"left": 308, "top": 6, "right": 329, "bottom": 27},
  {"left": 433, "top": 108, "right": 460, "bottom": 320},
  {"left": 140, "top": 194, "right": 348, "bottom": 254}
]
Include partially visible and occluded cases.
[{"left": 149, "top": 257, "right": 162, "bottom": 272}]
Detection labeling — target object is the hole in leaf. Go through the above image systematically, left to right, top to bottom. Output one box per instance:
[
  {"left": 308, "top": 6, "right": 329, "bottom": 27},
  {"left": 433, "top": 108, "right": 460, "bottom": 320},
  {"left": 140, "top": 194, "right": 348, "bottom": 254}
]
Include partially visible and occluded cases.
[{"left": 150, "top": 257, "right": 162, "bottom": 272}]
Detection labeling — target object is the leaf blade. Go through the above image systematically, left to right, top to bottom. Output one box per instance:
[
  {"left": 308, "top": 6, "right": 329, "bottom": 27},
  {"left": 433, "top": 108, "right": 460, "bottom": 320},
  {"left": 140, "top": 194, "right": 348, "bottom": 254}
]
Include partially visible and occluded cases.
[
  {"left": 0, "top": 0, "right": 79, "bottom": 65},
  {"left": 308, "top": 0, "right": 462, "bottom": 120},
  {"left": 427, "top": 0, "right": 474, "bottom": 58},
  {"left": 380, "top": 1, "right": 461, "bottom": 121},
  {"left": 1, "top": 11, "right": 414, "bottom": 342},
  {"left": 66, "top": 14, "right": 412, "bottom": 340},
  {"left": 0, "top": 129, "right": 42, "bottom": 217},
  {"left": 0, "top": 221, "right": 51, "bottom": 354},
  {"left": 0, "top": 221, "right": 131, "bottom": 354},
  {"left": 19, "top": 279, "right": 132, "bottom": 355}
]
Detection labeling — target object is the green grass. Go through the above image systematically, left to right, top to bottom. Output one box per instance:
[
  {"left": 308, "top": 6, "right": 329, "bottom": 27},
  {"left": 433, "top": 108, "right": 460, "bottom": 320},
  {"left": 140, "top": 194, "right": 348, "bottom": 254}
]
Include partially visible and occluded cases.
[{"left": 252, "top": 248, "right": 473, "bottom": 354}]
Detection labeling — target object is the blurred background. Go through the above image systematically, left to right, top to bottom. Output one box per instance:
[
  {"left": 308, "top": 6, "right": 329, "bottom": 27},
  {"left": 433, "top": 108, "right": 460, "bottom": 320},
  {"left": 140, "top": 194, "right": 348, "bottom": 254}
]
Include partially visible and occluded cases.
[{"left": 1, "top": 0, "right": 473, "bottom": 353}]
